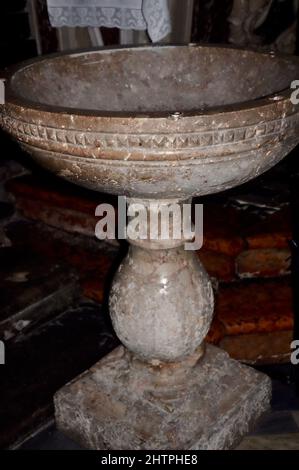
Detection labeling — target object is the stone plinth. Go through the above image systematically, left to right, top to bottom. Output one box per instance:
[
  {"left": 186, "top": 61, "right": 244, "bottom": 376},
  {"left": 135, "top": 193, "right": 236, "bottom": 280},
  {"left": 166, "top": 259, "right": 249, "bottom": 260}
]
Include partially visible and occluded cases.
[{"left": 54, "top": 344, "right": 271, "bottom": 450}]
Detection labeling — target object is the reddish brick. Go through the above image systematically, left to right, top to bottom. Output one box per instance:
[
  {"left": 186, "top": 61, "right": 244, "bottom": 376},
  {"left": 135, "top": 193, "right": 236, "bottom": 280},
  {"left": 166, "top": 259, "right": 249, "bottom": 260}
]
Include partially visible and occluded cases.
[
  {"left": 6, "top": 174, "right": 101, "bottom": 214},
  {"left": 7, "top": 174, "right": 118, "bottom": 241},
  {"left": 15, "top": 198, "right": 97, "bottom": 237},
  {"left": 202, "top": 204, "right": 248, "bottom": 256},
  {"left": 245, "top": 207, "right": 292, "bottom": 249},
  {"left": 40, "top": 241, "right": 114, "bottom": 304},
  {"left": 65, "top": 248, "right": 114, "bottom": 281},
  {"left": 236, "top": 248, "right": 291, "bottom": 278},
  {"left": 197, "top": 249, "right": 235, "bottom": 282},
  {"left": 82, "top": 274, "right": 109, "bottom": 304},
  {"left": 216, "top": 279, "right": 294, "bottom": 336},
  {"left": 206, "top": 318, "right": 225, "bottom": 345},
  {"left": 219, "top": 330, "right": 293, "bottom": 365}
]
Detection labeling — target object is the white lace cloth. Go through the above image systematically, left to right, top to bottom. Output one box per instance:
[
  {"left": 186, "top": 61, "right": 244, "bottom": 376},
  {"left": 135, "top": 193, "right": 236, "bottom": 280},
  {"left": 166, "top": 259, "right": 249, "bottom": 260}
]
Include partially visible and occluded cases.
[{"left": 47, "top": 0, "right": 171, "bottom": 42}]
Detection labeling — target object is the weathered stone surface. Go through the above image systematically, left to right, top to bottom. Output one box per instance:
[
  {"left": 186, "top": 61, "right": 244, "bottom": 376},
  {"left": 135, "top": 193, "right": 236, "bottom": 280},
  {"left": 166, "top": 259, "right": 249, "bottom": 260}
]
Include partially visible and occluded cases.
[
  {"left": 2, "top": 47, "right": 299, "bottom": 201},
  {"left": 109, "top": 240, "right": 214, "bottom": 363},
  {"left": 236, "top": 248, "right": 291, "bottom": 278},
  {"left": 55, "top": 344, "right": 271, "bottom": 450}
]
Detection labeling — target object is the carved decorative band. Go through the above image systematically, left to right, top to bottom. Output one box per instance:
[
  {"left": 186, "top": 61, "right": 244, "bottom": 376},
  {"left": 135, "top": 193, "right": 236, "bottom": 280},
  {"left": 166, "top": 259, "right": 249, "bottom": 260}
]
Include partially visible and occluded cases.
[{"left": 0, "top": 112, "right": 299, "bottom": 151}]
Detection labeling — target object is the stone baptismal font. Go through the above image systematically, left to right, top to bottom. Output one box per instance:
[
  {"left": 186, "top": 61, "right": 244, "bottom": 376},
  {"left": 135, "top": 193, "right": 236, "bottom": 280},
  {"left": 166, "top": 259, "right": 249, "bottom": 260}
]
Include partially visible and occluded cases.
[{"left": 1, "top": 45, "right": 299, "bottom": 449}]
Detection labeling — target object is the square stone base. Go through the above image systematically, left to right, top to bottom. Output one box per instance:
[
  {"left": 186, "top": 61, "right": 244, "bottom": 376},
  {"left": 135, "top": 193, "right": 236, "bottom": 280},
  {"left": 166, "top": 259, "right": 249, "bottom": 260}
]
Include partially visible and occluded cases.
[{"left": 54, "top": 344, "right": 271, "bottom": 450}]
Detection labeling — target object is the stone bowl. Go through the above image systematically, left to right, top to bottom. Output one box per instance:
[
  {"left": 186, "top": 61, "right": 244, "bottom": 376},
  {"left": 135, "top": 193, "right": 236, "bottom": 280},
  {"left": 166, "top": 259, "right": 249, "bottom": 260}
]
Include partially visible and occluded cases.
[{"left": 1, "top": 44, "right": 299, "bottom": 200}]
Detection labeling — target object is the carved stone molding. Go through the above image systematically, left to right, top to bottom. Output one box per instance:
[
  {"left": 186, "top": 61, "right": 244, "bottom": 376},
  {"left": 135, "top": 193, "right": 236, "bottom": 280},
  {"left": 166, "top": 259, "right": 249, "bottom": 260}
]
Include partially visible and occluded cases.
[{"left": 1, "top": 112, "right": 298, "bottom": 158}]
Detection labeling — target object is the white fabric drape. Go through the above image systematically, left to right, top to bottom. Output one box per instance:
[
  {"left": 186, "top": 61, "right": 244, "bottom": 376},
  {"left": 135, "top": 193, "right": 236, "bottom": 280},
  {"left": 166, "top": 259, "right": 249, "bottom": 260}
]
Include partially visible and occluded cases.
[{"left": 47, "top": 0, "right": 171, "bottom": 42}]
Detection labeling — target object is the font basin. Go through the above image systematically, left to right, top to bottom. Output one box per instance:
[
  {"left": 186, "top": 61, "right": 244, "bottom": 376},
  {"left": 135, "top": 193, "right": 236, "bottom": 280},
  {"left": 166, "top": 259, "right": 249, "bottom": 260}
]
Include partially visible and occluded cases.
[{"left": 1, "top": 44, "right": 299, "bottom": 199}]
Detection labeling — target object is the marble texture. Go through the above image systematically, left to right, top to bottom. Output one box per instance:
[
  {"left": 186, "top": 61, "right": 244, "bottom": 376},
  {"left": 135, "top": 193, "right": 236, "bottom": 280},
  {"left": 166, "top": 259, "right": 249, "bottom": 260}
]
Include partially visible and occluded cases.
[
  {"left": 2, "top": 44, "right": 298, "bottom": 449},
  {"left": 1, "top": 46, "right": 299, "bottom": 200},
  {"left": 110, "top": 224, "right": 214, "bottom": 362},
  {"left": 55, "top": 344, "right": 272, "bottom": 450}
]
